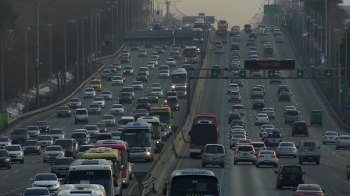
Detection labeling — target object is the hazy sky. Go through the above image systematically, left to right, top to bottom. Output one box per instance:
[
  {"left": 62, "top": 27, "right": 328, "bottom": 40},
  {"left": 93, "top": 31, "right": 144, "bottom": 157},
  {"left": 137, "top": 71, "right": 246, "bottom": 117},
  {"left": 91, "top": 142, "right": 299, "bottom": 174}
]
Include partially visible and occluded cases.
[{"left": 173, "top": 0, "right": 268, "bottom": 27}]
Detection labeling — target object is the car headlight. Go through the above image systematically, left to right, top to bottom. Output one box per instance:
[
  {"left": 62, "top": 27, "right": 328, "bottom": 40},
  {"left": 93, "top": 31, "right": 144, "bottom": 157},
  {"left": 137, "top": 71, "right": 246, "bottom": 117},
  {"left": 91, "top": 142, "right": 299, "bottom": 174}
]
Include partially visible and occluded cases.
[
  {"left": 164, "top": 100, "right": 167, "bottom": 103},
  {"left": 168, "top": 125, "right": 171, "bottom": 129},
  {"left": 146, "top": 151, "right": 151, "bottom": 155},
  {"left": 4, "top": 158, "right": 9, "bottom": 162}
]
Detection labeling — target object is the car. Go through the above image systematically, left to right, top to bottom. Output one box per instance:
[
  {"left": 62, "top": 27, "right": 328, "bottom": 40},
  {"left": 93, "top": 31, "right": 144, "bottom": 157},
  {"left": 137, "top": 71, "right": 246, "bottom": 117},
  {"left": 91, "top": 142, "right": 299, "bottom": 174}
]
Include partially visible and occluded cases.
[
  {"left": 273, "top": 30, "right": 281, "bottom": 36},
  {"left": 232, "top": 35, "right": 241, "bottom": 41},
  {"left": 261, "top": 36, "right": 269, "bottom": 43},
  {"left": 276, "top": 36, "right": 284, "bottom": 43},
  {"left": 214, "top": 45, "right": 224, "bottom": 54},
  {"left": 155, "top": 46, "right": 165, "bottom": 54},
  {"left": 138, "top": 49, "right": 147, "bottom": 57},
  {"left": 150, "top": 52, "right": 159, "bottom": 59},
  {"left": 166, "top": 58, "right": 177, "bottom": 66},
  {"left": 146, "top": 62, "right": 155, "bottom": 70},
  {"left": 110, "top": 63, "right": 121, "bottom": 71},
  {"left": 123, "top": 66, "right": 134, "bottom": 76},
  {"left": 139, "top": 67, "right": 150, "bottom": 76},
  {"left": 101, "top": 69, "right": 112, "bottom": 80},
  {"left": 158, "top": 70, "right": 170, "bottom": 78},
  {"left": 136, "top": 72, "right": 148, "bottom": 82},
  {"left": 112, "top": 76, "right": 124, "bottom": 86},
  {"left": 231, "top": 79, "right": 243, "bottom": 87},
  {"left": 132, "top": 81, "right": 144, "bottom": 90},
  {"left": 151, "top": 83, "right": 161, "bottom": 89},
  {"left": 227, "top": 83, "right": 240, "bottom": 94},
  {"left": 255, "top": 85, "right": 266, "bottom": 95},
  {"left": 278, "top": 85, "right": 290, "bottom": 94},
  {"left": 174, "top": 86, "right": 187, "bottom": 99},
  {"left": 151, "top": 87, "right": 164, "bottom": 98},
  {"left": 251, "top": 87, "right": 264, "bottom": 99},
  {"left": 83, "top": 88, "right": 96, "bottom": 98},
  {"left": 100, "top": 90, "right": 113, "bottom": 100},
  {"left": 165, "top": 91, "right": 178, "bottom": 99},
  {"left": 228, "top": 91, "right": 241, "bottom": 102},
  {"left": 119, "top": 92, "right": 133, "bottom": 104},
  {"left": 278, "top": 92, "right": 291, "bottom": 101},
  {"left": 146, "top": 93, "right": 159, "bottom": 103},
  {"left": 165, "top": 96, "right": 180, "bottom": 111},
  {"left": 92, "top": 97, "right": 105, "bottom": 108},
  {"left": 136, "top": 97, "right": 151, "bottom": 111},
  {"left": 68, "top": 98, "right": 82, "bottom": 109},
  {"left": 252, "top": 99, "right": 265, "bottom": 110},
  {"left": 87, "top": 104, "right": 101, "bottom": 115},
  {"left": 110, "top": 104, "right": 124, "bottom": 116},
  {"left": 231, "top": 104, "right": 245, "bottom": 117},
  {"left": 56, "top": 106, "right": 72, "bottom": 118},
  {"left": 284, "top": 106, "right": 298, "bottom": 116},
  {"left": 261, "top": 107, "right": 275, "bottom": 119},
  {"left": 74, "top": 108, "right": 89, "bottom": 124},
  {"left": 134, "top": 109, "right": 149, "bottom": 121},
  {"left": 285, "top": 109, "right": 301, "bottom": 124},
  {"left": 227, "top": 112, "right": 241, "bottom": 124},
  {"left": 255, "top": 113, "right": 269, "bottom": 125},
  {"left": 100, "top": 115, "right": 116, "bottom": 127},
  {"left": 118, "top": 116, "right": 135, "bottom": 128},
  {"left": 230, "top": 119, "right": 246, "bottom": 129},
  {"left": 33, "top": 121, "right": 50, "bottom": 133},
  {"left": 259, "top": 124, "right": 274, "bottom": 137},
  {"left": 84, "top": 125, "right": 100, "bottom": 140},
  {"left": 27, "top": 126, "right": 40, "bottom": 138},
  {"left": 49, "top": 128, "right": 65, "bottom": 141},
  {"left": 229, "top": 128, "right": 247, "bottom": 138},
  {"left": 111, "top": 131, "right": 122, "bottom": 140},
  {"left": 322, "top": 131, "right": 338, "bottom": 144},
  {"left": 71, "top": 132, "right": 89, "bottom": 145},
  {"left": 264, "top": 132, "right": 282, "bottom": 147},
  {"left": 229, "top": 134, "right": 247, "bottom": 148},
  {"left": 335, "top": 134, "right": 350, "bottom": 149},
  {"left": 37, "top": 135, "right": 53, "bottom": 147},
  {"left": 0, "top": 136, "right": 11, "bottom": 148},
  {"left": 54, "top": 139, "right": 78, "bottom": 158},
  {"left": 22, "top": 140, "right": 41, "bottom": 155},
  {"left": 297, "top": 140, "right": 321, "bottom": 164},
  {"left": 251, "top": 142, "right": 267, "bottom": 153},
  {"left": 276, "top": 142, "right": 297, "bottom": 158},
  {"left": 5, "top": 144, "right": 24, "bottom": 163},
  {"left": 201, "top": 144, "right": 226, "bottom": 168},
  {"left": 234, "top": 144, "right": 256, "bottom": 165},
  {"left": 42, "top": 145, "right": 64, "bottom": 163},
  {"left": 75, "top": 145, "right": 94, "bottom": 159},
  {"left": 0, "top": 149, "right": 11, "bottom": 169},
  {"left": 255, "top": 150, "right": 278, "bottom": 168},
  {"left": 50, "top": 157, "right": 74, "bottom": 178},
  {"left": 275, "top": 164, "right": 305, "bottom": 189},
  {"left": 31, "top": 173, "right": 60, "bottom": 193},
  {"left": 291, "top": 184, "right": 325, "bottom": 195},
  {"left": 22, "top": 187, "right": 50, "bottom": 196}
]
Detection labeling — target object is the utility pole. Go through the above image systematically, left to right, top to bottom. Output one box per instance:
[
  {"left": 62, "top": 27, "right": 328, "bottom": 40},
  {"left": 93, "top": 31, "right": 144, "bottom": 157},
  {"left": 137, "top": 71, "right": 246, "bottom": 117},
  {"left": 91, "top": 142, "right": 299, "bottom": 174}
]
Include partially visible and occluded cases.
[{"left": 165, "top": 0, "right": 170, "bottom": 20}]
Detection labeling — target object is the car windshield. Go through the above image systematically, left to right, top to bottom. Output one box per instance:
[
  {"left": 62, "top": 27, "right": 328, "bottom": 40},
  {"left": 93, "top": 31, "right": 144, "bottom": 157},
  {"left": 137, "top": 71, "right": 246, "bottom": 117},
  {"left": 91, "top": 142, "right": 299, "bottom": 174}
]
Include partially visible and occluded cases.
[
  {"left": 175, "top": 87, "right": 186, "bottom": 91},
  {"left": 153, "top": 88, "right": 161, "bottom": 92},
  {"left": 101, "top": 91, "right": 110, "bottom": 95},
  {"left": 70, "top": 98, "right": 79, "bottom": 102},
  {"left": 94, "top": 98, "right": 103, "bottom": 101},
  {"left": 138, "top": 99, "right": 149, "bottom": 103},
  {"left": 89, "top": 105, "right": 99, "bottom": 108},
  {"left": 112, "top": 105, "right": 122, "bottom": 109},
  {"left": 58, "top": 106, "right": 69, "bottom": 110},
  {"left": 76, "top": 110, "right": 87, "bottom": 115},
  {"left": 103, "top": 116, "right": 114, "bottom": 120},
  {"left": 120, "top": 118, "right": 134, "bottom": 124},
  {"left": 34, "top": 121, "right": 47, "bottom": 126},
  {"left": 96, "top": 123, "right": 106, "bottom": 129},
  {"left": 27, "top": 126, "right": 39, "bottom": 130},
  {"left": 85, "top": 126, "right": 98, "bottom": 130},
  {"left": 50, "top": 129, "right": 63, "bottom": 134},
  {"left": 112, "top": 132, "right": 121, "bottom": 137},
  {"left": 325, "top": 132, "right": 338, "bottom": 136},
  {"left": 71, "top": 133, "right": 86, "bottom": 138},
  {"left": 38, "top": 136, "right": 52, "bottom": 140},
  {"left": 0, "top": 137, "right": 9, "bottom": 142},
  {"left": 55, "top": 140, "right": 72, "bottom": 148},
  {"left": 24, "top": 141, "right": 38, "bottom": 146},
  {"left": 252, "top": 143, "right": 265, "bottom": 147},
  {"left": 280, "top": 143, "right": 294, "bottom": 147},
  {"left": 78, "top": 145, "right": 93, "bottom": 152},
  {"left": 5, "top": 146, "right": 20, "bottom": 151},
  {"left": 46, "top": 146, "right": 62, "bottom": 151},
  {"left": 238, "top": 146, "right": 253, "bottom": 151},
  {"left": 0, "top": 150, "right": 8, "bottom": 157},
  {"left": 53, "top": 158, "right": 74, "bottom": 165},
  {"left": 281, "top": 166, "right": 303, "bottom": 175},
  {"left": 35, "top": 174, "right": 57, "bottom": 181},
  {"left": 298, "top": 185, "right": 321, "bottom": 191},
  {"left": 24, "top": 189, "right": 49, "bottom": 195}
]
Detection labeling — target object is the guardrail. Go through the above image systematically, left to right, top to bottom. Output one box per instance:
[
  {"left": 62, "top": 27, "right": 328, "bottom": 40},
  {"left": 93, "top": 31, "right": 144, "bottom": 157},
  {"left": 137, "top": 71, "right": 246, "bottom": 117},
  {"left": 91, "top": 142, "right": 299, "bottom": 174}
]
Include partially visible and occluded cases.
[
  {"left": 3, "top": 44, "right": 125, "bottom": 131},
  {"left": 141, "top": 175, "right": 156, "bottom": 196}
]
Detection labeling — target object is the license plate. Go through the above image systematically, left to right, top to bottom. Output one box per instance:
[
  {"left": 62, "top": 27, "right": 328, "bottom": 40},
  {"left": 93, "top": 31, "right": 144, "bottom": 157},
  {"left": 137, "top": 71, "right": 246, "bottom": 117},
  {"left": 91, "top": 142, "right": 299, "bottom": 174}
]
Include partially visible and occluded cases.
[
  {"left": 330, "top": 137, "right": 334, "bottom": 139},
  {"left": 243, "top": 154, "right": 248, "bottom": 156},
  {"left": 211, "top": 158, "right": 217, "bottom": 161},
  {"left": 264, "top": 160, "right": 271, "bottom": 162},
  {"left": 60, "top": 173, "right": 66, "bottom": 175},
  {"left": 289, "top": 176, "right": 296, "bottom": 180}
]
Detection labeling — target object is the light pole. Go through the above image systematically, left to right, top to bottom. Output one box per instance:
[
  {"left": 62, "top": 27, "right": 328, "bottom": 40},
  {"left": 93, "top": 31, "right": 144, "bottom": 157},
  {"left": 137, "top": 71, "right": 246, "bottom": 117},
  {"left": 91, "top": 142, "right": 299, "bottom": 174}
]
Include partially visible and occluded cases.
[
  {"left": 108, "top": 5, "right": 116, "bottom": 52},
  {"left": 97, "top": 9, "right": 103, "bottom": 66},
  {"left": 82, "top": 16, "right": 88, "bottom": 81},
  {"left": 75, "top": 19, "right": 80, "bottom": 85},
  {"left": 64, "top": 20, "right": 76, "bottom": 97},
  {"left": 46, "top": 24, "right": 52, "bottom": 105},
  {"left": 24, "top": 27, "right": 31, "bottom": 112},
  {"left": 1, "top": 29, "right": 13, "bottom": 109}
]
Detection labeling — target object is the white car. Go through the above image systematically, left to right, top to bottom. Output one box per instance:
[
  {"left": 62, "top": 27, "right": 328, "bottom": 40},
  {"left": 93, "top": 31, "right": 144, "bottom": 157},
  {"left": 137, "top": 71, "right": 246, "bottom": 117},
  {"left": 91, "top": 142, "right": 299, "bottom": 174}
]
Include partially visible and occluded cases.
[
  {"left": 214, "top": 45, "right": 224, "bottom": 54},
  {"left": 138, "top": 49, "right": 147, "bottom": 57},
  {"left": 166, "top": 58, "right": 176, "bottom": 66},
  {"left": 149, "top": 60, "right": 158, "bottom": 66},
  {"left": 146, "top": 62, "right": 155, "bottom": 70},
  {"left": 139, "top": 67, "right": 150, "bottom": 76},
  {"left": 158, "top": 70, "right": 170, "bottom": 78},
  {"left": 112, "top": 76, "right": 124, "bottom": 86},
  {"left": 132, "top": 81, "right": 143, "bottom": 90},
  {"left": 151, "top": 83, "right": 161, "bottom": 89},
  {"left": 227, "top": 83, "right": 239, "bottom": 94},
  {"left": 151, "top": 87, "right": 163, "bottom": 98},
  {"left": 84, "top": 88, "right": 96, "bottom": 98},
  {"left": 92, "top": 97, "right": 105, "bottom": 108},
  {"left": 110, "top": 104, "right": 124, "bottom": 116},
  {"left": 231, "top": 104, "right": 245, "bottom": 116},
  {"left": 261, "top": 107, "right": 275, "bottom": 119},
  {"left": 255, "top": 113, "right": 269, "bottom": 125},
  {"left": 101, "top": 115, "right": 116, "bottom": 126},
  {"left": 119, "top": 116, "right": 135, "bottom": 128},
  {"left": 260, "top": 124, "right": 274, "bottom": 137},
  {"left": 49, "top": 128, "right": 65, "bottom": 140},
  {"left": 111, "top": 131, "right": 122, "bottom": 140},
  {"left": 322, "top": 131, "right": 339, "bottom": 144},
  {"left": 229, "top": 134, "right": 247, "bottom": 148},
  {"left": 37, "top": 135, "right": 53, "bottom": 147},
  {"left": 0, "top": 136, "right": 11, "bottom": 148},
  {"left": 234, "top": 144, "right": 256, "bottom": 165},
  {"left": 5, "top": 145, "right": 24, "bottom": 163},
  {"left": 42, "top": 145, "right": 64, "bottom": 163},
  {"left": 255, "top": 150, "right": 278, "bottom": 168},
  {"left": 31, "top": 173, "right": 60, "bottom": 193}
]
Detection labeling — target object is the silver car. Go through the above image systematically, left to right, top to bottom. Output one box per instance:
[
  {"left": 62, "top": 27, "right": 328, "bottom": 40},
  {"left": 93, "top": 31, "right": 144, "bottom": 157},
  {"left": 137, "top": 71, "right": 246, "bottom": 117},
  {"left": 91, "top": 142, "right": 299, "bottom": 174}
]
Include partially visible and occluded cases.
[
  {"left": 214, "top": 45, "right": 224, "bottom": 54},
  {"left": 101, "top": 69, "right": 112, "bottom": 79},
  {"left": 159, "top": 70, "right": 170, "bottom": 78},
  {"left": 112, "top": 76, "right": 124, "bottom": 86},
  {"left": 251, "top": 87, "right": 264, "bottom": 98},
  {"left": 83, "top": 88, "right": 96, "bottom": 98},
  {"left": 151, "top": 88, "right": 163, "bottom": 98},
  {"left": 100, "top": 90, "right": 113, "bottom": 100},
  {"left": 228, "top": 91, "right": 241, "bottom": 102},
  {"left": 92, "top": 97, "right": 105, "bottom": 108},
  {"left": 110, "top": 104, "right": 124, "bottom": 116},
  {"left": 232, "top": 104, "right": 245, "bottom": 116},
  {"left": 262, "top": 107, "right": 275, "bottom": 119},
  {"left": 101, "top": 115, "right": 116, "bottom": 126},
  {"left": 27, "top": 126, "right": 40, "bottom": 138},
  {"left": 49, "top": 128, "right": 65, "bottom": 141},
  {"left": 322, "top": 131, "right": 338, "bottom": 144},
  {"left": 229, "top": 134, "right": 247, "bottom": 148},
  {"left": 37, "top": 135, "right": 53, "bottom": 147},
  {"left": 335, "top": 135, "right": 350, "bottom": 149},
  {"left": 0, "top": 136, "right": 11, "bottom": 148},
  {"left": 276, "top": 142, "right": 297, "bottom": 158},
  {"left": 201, "top": 144, "right": 226, "bottom": 168},
  {"left": 42, "top": 145, "right": 64, "bottom": 163},
  {"left": 31, "top": 173, "right": 60, "bottom": 193}
]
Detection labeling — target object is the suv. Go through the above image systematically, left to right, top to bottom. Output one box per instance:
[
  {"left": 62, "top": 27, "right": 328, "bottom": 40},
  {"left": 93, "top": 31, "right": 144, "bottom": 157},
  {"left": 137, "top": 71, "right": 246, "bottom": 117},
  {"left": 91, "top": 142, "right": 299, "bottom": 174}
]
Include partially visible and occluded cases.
[
  {"left": 136, "top": 97, "right": 151, "bottom": 111},
  {"left": 74, "top": 108, "right": 89, "bottom": 124},
  {"left": 284, "top": 110, "right": 300, "bottom": 125},
  {"left": 292, "top": 121, "right": 309, "bottom": 136},
  {"left": 11, "top": 128, "right": 29, "bottom": 144},
  {"left": 264, "top": 133, "right": 283, "bottom": 147},
  {"left": 54, "top": 139, "right": 78, "bottom": 158},
  {"left": 297, "top": 140, "right": 321, "bottom": 165},
  {"left": 201, "top": 144, "right": 226, "bottom": 168},
  {"left": 234, "top": 145, "right": 256, "bottom": 165},
  {"left": 0, "top": 149, "right": 11, "bottom": 169},
  {"left": 51, "top": 157, "right": 74, "bottom": 178},
  {"left": 275, "top": 164, "right": 305, "bottom": 189}
]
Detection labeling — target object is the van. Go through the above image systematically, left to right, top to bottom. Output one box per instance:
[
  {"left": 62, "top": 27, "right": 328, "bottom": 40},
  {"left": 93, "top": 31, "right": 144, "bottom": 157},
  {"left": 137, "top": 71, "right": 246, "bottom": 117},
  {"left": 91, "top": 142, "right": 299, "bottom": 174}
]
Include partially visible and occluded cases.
[
  {"left": 74, "top": 108, "right": 89, "bottom": 124},
  {"left": 284, "top": 110, "right": 300, "bottom": 125},
  {"left": 297, "top": 140, "right": 321, "bottom": 164},
  {"left": 202, "top": 144, "right": 226, "bottom": 168}
]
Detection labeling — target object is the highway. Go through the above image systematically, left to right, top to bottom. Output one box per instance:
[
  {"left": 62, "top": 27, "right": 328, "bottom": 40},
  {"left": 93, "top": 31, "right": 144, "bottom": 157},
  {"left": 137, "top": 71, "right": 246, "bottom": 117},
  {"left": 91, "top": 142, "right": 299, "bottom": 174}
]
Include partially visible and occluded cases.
[
  {"left": 174, "top": 17, "right": 350, "bottom": 195},
  {"left": 0, "top": 46, "right": 199, "bottom": 195}
]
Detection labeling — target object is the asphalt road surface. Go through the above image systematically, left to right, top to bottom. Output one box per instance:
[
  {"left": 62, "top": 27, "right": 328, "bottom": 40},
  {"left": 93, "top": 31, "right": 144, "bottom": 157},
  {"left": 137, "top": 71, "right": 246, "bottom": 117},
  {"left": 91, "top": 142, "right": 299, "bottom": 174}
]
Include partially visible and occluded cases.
[
  {"left": 175, "top": 19, "right": 350, "bottom": 195},
  {"left": 0, "top": 46, "right": 201, "bottom": 195}
]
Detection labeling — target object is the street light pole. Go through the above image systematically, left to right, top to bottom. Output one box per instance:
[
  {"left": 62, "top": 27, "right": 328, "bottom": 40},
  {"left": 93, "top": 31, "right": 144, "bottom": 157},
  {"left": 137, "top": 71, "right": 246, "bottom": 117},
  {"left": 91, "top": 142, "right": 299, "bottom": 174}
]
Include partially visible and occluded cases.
[
  {"left": 90, "top": 6, "right": 94, "bottom": 75},
  {"left": 95, "top": 12, "right": 98, "bottom": 67},
  {"left": 98, "top": 12, "right": 102, "bottom": 65},
  {"left": 82, "top": 16, "right": 88, "bottom": 81},
  {"left": 64, "top": 20, "right": 75, "bottom": 97},
  {"left": 76, "top": 20, "right": 80, "bottom": 85},
  {"left": 47, "top": 24, "right": 52, "bottom": 105},
  {"left": 24, "top": 27, "right": 31, "bottom": 112},
  {"left": 1, "top": 29, "right": 13, "bottom": 110}
]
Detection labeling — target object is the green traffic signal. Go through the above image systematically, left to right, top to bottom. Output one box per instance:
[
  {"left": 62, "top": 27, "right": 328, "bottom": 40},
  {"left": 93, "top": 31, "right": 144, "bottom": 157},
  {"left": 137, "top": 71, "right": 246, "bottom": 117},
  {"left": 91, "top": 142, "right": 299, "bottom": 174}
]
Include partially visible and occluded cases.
[
  {"left": 283, "top": 21, "right": 287, "bottom": 26},
  {"left": 211, "top": 70, "right": 219, "bottom": 78},
  {"left": 240, "top": 70, "right": 246, "bottom": 78},
  {"left": 268, "top": 70, "right": 275, "bottom": 77},
  {"left": 297, "top": 70, "right": 303, "bottom": 78},
  {"left": 325, "top": 70, "right": 332, "bottom": 77}
]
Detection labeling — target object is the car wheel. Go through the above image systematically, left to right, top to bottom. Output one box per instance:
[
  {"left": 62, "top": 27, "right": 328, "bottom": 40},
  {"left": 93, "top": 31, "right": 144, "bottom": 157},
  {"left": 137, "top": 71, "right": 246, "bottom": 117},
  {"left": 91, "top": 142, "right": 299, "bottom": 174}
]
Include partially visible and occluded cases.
[{"left": 255, "top": 164, "right": 259, "bottom": 168}]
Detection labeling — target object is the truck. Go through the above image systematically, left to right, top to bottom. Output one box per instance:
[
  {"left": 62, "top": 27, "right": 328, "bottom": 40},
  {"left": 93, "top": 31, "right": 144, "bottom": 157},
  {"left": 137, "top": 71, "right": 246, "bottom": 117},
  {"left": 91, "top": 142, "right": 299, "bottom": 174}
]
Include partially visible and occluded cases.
[
  {"left": 216, "top": 20, "right": 228, "bottom": 43},
  {"left": 192, "top": 113, "right": 219, "bottom": 128}
]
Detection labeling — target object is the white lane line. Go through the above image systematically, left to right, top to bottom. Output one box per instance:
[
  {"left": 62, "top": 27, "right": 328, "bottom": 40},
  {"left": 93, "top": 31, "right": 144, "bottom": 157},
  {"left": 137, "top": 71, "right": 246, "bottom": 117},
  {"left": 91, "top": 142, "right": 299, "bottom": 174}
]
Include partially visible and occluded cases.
[
  {"left": 13, "top": 169, "right": 19, "bottom": 173},
  {"left": 2, "top": 175, "right": 8, "bottom": 178},
  {"left": 332, "top": 175, "right": 350, "bottom": 185}
]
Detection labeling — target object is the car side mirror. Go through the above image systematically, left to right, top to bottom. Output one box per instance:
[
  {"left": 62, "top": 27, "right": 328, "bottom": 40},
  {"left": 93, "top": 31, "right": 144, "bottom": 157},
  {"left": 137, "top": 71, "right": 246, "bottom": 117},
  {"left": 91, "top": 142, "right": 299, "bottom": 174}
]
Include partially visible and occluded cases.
[
  {"left": 274, "top": 171, "right": 278, "bottom": 174},
  {"left": 30, "top": 178, "right": 34, "bottom": 181},
  {"left": 322, "top": 189, "right": 325, "bottom": 192}
]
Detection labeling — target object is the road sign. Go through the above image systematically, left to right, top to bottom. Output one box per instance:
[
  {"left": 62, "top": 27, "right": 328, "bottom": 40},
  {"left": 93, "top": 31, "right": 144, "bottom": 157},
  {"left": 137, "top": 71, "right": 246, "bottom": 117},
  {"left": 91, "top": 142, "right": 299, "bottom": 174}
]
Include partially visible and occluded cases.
[
  {"left": 264, "top": 5, "right": 281, "bottom": 15},
  {"left": 244, "top": 60, "right": 295, "bottom": 70},
  {"left": 211, "top": 70, "right": 219, "bottom": 78},
  {"left": 240, "top": 70, "right": 246, "bottom": 78},
  {"left": 268, "top": 70, "right": 275, "bottom": 77},
  {"left": 297, "top": 70, "right": 303, "bottom": 78},
  {"left": 325, "top": 70, "right": 332, "bottom": 77},
  {"left": 345, "top": 102, "right": 350, "bottom": 114},
  {"left": 134, "top": 172, "right": 148, "bottom": 183}
]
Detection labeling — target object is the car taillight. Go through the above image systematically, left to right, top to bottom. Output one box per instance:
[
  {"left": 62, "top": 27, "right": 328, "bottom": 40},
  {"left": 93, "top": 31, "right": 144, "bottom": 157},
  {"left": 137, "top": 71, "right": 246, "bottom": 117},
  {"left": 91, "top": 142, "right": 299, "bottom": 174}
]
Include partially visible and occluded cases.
[
  {"left": 189, "top": 143, "right": 193, "bottom": 148},
  {"left": 263, "top": 147, "right": 267, "bottom": 150},
  {"left": 235, "top": 151, "right": 240, "bottom": 154},
  {"left": 251, "top": 151, "right": 256, "bottom": 155},
  {"left": 257, "top": 155, "right": 262, "bottom": 158},
  {"left": 273, "top": 155, "right": 277, "bottom": 158},
  {"left": 279, "top": 174, "right": 283, "bottom": 180},
  {"left": 302, "top": 174, "right": 305, "bottom": 181},
  {"left": 296, "top": 193, "right": 303, "bottom": 196}
]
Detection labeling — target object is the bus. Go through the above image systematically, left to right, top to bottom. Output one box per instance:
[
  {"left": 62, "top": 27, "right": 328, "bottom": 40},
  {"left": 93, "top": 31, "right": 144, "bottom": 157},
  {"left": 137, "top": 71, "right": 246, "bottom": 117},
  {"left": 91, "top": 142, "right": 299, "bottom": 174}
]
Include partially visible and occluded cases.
[
  {"left": 193, "top": 28, "right": 204, "bottom": 41},
  {"left": 183, "top": 46, "right": 198, "bottom": 64},
  {"left": 171, "top": 69, "right": 188, "bottom": 89},
  {"left": 149, "top": 106, "right": 172, "bottom": 130},
  {"left": 136, "top": 116, "right": 163, "bottom": 153},
  {"left": 121, "top": 122, "right": 154, "bottom": 162},
  {"left": 94, "top": 140, "right": 132, "bottom": 188},
  {"left": 82, "top": 148, "right": 123, "bottom": 195},
  {"left": 65, "top": 159, "right": 122, "bottom": 196},
  {"left": 162, "top": 169, "right": 220, "bottom": 196},
  {"left": 57, "top": 184, "right": 106, "bottom": 196}
]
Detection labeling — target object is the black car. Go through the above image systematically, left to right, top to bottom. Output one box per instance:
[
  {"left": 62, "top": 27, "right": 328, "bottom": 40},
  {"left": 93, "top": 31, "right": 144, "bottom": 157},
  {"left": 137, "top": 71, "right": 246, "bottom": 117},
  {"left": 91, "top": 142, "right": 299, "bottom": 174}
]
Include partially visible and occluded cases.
[
  {"left": 249, "top": 32, "right": 257, "bottom": 38},
  {"left": 231, "top": 43, "right": 240, "bottom": 51},
  {"left": 137, "top": 72, "right": 148, "bottom": 82},
  {"left": 278, "top": 85, "right": 290, "bottom": 94},
  {"left": 174, "top": 86, "right": 187, "bottom": 99},
  {"left": 165, "top": 91, "right": 178, "bottom": 99},
  {"left": 119, "top": 92, "right": 133, "bottom": 104},
  {"left": 278, "top": 92, "right": 291, "bottom": 102},
  {"left": 146, "top": 93, "right": 158, "bottom": 103},
  {"left": 165, "top": 96, "right": 180, "bottom": 111},
  {"left": 136, "top": 97, "right": 151, "bottom": 111},
  {"left": 252, "top": 100, "right": 265, "bottom": 110},
  {"left": 56, "top": 106, "right": 72, "bottom": 118},
  {"left": 134, "top": 109, "right": 149, "bottom": 121},
  {"left": 228, "top": 112, "right": 242, "bottom": 124},
  {"left": 33, "top": 121, "right": 50, "bottom": 133},
  {"left": 292, "top": 121, "right": 309, "bottom": 136},
  {"left": 95, "top": 123, "right": 107, "bottom": 132},
  {"left": 71, "top": 132, "right": 89, "bottom": 145},
  {"left": 96, "top": 133, "right": 113, "bottom": 141},
  {"left": 264, "top": 133, "right": 283, "bottom": 147},
  {"left": 54, "top": 139, "right": 77, "bottom": 158},
  {"left": 22, "top": 140, "right": 41, "bottom": 155},
  {"left": 0, "top": 149, "right": 11, "bottom": 169},
  {"left": 51, "top": 157, "right": 74, "bottom": 178},
  {"left": 275, "top": 164, "right": 305, "bottom": 189}
]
